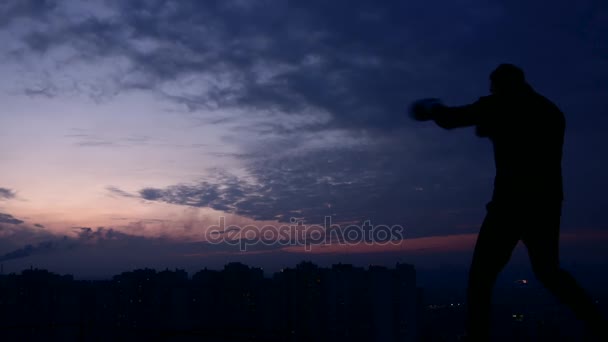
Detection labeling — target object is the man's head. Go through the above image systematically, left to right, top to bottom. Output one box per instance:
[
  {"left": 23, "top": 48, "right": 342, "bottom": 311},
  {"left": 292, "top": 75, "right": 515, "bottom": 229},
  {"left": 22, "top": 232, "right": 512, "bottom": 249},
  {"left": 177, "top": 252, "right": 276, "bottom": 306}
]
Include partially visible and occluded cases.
[{"left": 490, "top": 64, "right": 527, "bottom": 95}]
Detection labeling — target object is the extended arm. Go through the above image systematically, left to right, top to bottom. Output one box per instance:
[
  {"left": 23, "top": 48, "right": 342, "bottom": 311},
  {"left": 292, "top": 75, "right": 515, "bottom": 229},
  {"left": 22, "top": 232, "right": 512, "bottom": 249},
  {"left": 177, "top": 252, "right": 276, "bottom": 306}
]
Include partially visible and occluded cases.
[
  {"left": 410, "top": 96, "right": 493, "bottom": 133},
  {"left": 432, "top": 103, "right": 483, "bottom": 129}
]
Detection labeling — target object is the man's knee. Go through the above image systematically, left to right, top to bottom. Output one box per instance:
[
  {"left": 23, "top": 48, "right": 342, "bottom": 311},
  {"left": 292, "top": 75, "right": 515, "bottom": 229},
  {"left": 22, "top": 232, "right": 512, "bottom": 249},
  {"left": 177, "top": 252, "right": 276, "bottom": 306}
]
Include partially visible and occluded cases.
[
  {"left": 472, "top": 246, "right": 512, "bottom": 272},
  {"left": 469, "top": 257, "right": 510, "bottom": 286}
]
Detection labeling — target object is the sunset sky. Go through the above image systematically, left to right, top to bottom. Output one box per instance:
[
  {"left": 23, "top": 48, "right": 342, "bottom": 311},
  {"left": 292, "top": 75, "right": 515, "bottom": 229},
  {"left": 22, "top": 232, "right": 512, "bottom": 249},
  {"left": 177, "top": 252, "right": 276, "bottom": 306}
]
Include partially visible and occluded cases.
[{"left": 0, "top": 0, "right": 607, "bottom": 277}]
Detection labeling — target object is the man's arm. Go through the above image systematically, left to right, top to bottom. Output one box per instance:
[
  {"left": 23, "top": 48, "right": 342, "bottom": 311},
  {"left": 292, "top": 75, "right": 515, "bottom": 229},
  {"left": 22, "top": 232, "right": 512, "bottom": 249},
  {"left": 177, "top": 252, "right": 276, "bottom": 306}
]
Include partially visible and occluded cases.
[
  {"left": 410, "top": 96, "right": 493, "bottom": 134},
  {"left": 432, "top": 96, "right": 493, "bottom": 129},
  {"left": 432, "top": 103, "right": 483, "bottom": 129}
]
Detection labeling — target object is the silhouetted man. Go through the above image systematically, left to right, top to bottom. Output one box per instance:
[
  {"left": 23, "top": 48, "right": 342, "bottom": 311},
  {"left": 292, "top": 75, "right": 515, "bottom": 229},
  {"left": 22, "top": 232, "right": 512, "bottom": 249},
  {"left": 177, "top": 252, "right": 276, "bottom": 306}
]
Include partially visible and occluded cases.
[{"left": 410, "top": 64, "right": 605, "bottom": 340}]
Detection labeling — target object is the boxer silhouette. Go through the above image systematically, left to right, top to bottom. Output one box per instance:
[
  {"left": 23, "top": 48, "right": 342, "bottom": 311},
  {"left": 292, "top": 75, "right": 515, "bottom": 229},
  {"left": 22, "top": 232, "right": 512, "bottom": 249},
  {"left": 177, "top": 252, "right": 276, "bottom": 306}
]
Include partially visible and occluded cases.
[{"left": 411, "top": 64, "right": 606, "bottom": 340}]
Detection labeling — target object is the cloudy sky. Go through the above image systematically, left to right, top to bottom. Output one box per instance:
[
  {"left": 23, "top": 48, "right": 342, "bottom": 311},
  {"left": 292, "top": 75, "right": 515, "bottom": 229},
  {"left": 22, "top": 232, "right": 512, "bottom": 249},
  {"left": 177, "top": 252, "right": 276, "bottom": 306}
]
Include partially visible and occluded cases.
[{"left": 0, "top": 0, "right": 607, "bottom": 277}]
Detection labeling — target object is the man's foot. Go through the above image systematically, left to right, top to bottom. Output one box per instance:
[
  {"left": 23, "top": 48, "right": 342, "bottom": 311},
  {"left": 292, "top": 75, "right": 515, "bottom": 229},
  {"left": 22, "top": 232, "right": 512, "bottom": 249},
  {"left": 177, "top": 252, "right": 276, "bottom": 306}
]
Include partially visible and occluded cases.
[{"left": 584, "top": 319, "right": 608, "bottom": 342}]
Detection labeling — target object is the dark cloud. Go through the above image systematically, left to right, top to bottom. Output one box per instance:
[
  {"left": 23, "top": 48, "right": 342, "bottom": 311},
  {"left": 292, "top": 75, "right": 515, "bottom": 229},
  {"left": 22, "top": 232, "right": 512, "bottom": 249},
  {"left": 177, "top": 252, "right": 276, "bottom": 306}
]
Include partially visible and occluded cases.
[
  {"left": 0, "top": 0, "right": 57, "bottom": 28},
  {"left": 2, "top": 0, "right": 607, "bottom": 237},
  {"left": 4, "top": 0, "right": 607, "bottom": 128},
  {"left": 5, "top": 0, "right": 509, "bottom": 130},
  {"left": 12, "top": 0, "right": 604, "bottom": 128},
  {"left": 23, "top": 84, "right": 58, "bottom": 98},
  {"left": 65, "top": 131, "right": 155, "bottom": 149},
  {"left": 64, "top": 132, "right": 117, "bottom": 147},
  {"left": 133, "top": 137, "right": 493, "bottom": 236},
  {"left": 77, "top": 141, "right": 114, "bottom": 147},
  {"left": 106, "top": 186, "right": 136, "bottom": 198},
  {"left": 0, "top": 188, "right": 16, "bottom": 200},
  {"left": 139, "top": 188, "right": 165, "bottom": 201},
  {"left": 0, "top": 213, "right": 24, "bottom": 225},
  {"left": 0, "top": 219, "right": 61, "bottom": 263},
  {"left": 0, "top": 223, "right": 279, "bottom": 270},
  {"left": 0, "top": 226, "right": 156, "bottom": 263},
  {"left": 74, "top": 226, "right": 137, "bottom": 242},
  {"left": 0, "top": 240, "right": 57, "bottom": 262}
]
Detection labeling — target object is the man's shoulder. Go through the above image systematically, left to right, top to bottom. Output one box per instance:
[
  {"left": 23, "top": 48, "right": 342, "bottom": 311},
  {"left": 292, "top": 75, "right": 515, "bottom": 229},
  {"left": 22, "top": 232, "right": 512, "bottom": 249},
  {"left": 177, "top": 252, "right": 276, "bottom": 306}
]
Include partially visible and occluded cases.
[
  {"left": 529, "top": 92, "right": 565, "bottom": 121},
  {"left": 534, "top": 93, "right": 562, "bottom": 111},
  {"left": 475, "top": 94, "right": 513, "bottom": 109},
  {"left": 469, "top": 95, "right": 499, "bottom": 113},
  {"left": 471, "top": 95, "right": 512, "bottom": 120},
  {"left": 476, "top": 95, "right": 496, "bottom": 104}
]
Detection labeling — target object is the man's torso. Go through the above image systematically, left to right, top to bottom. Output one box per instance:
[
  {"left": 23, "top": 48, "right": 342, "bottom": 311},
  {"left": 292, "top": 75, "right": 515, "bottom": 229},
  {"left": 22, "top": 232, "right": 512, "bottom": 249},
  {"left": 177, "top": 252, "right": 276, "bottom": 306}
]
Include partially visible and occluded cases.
[{"left": 475, "top": 91, "right": 566, "bottom": 203}]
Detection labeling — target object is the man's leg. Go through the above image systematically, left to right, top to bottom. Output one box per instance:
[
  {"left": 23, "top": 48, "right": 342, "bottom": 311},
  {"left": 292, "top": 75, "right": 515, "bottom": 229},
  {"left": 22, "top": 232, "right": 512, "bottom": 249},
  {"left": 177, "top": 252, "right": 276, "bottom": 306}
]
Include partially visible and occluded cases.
[
  {"left": 466, "top": 206, "right": 520, "bottom": 340},
  {"left": 523, "top": 206, "right": 606, "bottom": 337}
]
